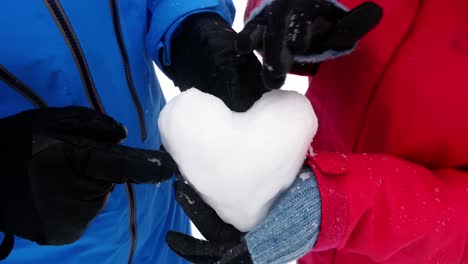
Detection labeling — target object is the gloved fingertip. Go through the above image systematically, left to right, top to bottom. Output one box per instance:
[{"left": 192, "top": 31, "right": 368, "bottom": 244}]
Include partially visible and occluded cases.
[
  {"left": 361, "top": 1, "right": 384, "bottom": 12},
  {"left": 325, "top": 2, "right": 383, "bottom": 51},
  {"left": 344, "top": 2, "right": 383, "bottom": 29},
  {"left": 358, "top": 2, "right": 383, "bottom": 23},
  {"left": 262, "top": 69, "right": 286, "bottom": 90},
  {"left": 80, "top": 111, "right": 128, "bottom": 143},
  {"left": 107, "top": 122, "right": 127, "bottom": 144},
  {"left": 120, "top": 125, "right": 128, "bottom": 141},
  {"left": 165, "top": 230, "right": 178, "bottom": 243},
  {"left": 165, "top": 231, "right": 186, "bottom": 255},
  {"left": 165, "top": 231, "right": 202, "bottom": 255}
]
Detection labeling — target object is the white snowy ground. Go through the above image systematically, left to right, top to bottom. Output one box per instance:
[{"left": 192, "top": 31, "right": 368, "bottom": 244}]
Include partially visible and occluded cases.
[{"left": 156, "top": 1, "right": 308, "bottom": 262}]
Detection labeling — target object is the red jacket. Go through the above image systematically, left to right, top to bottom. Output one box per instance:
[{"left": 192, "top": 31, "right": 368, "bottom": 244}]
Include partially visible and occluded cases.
[{"left": 245, "top": 0, "right": 468, "bottom": 263}]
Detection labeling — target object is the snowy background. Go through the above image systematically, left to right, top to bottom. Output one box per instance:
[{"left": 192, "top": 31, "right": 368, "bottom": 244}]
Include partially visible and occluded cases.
[{"left": 156, "top": 1, "right": 307, "bottom": 263}]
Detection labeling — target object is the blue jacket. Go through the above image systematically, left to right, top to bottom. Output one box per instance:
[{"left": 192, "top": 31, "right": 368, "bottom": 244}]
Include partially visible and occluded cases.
[{"left": 0, "top": 0, "right": 234, "bottom": 263}]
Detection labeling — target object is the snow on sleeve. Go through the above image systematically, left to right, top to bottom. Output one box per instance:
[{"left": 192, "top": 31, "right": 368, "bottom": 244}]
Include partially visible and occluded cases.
[{"left": 306, "top": 152, "right": 468, "bottom": 263}]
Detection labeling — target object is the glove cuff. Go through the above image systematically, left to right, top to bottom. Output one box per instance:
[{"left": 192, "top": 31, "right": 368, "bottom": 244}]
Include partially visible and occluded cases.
[
  {"left": 246, "top": 0, "right": 354, "bottom": 64},
  {"left": 246, "top": 0, "right": 349, "bottom": 24},
  {"left": 293, "top": 45, "right": 355, "bottom": 64},
  {"left": 245, "top": 167, "right": 321, "bottom": 264}
]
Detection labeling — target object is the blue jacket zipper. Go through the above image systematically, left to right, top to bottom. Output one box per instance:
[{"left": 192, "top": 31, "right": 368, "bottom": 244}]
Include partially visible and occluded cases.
[
  {"left": 43, "top": 0, "right": 105, "bottom": 113},
  {"left": 110, "top": 0, "right": 147, "bottom": 141},
  {"left": 43, "top": 1, "right": 139, "bottom": 263},
  {"left": 109, "top": 2, "right": 141, "bottom": 263},
  {"left": 0, "top": 64, "right": 48, "bottom": 109}
]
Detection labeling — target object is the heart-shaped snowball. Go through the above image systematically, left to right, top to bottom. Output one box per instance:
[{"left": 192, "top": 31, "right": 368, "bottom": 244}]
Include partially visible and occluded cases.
[{"left": 158, "top": 89, "right": 317, "bottom": 232}]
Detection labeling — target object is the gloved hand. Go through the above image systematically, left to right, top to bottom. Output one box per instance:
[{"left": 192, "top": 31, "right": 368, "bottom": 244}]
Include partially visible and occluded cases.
[
  {"left": 236, "top": 0, "right": 383, "bottom": 89},
  {"left": 164, "top": 13, "right": 268, "bottom": 112},
  {"left": 0, "top": 107, "right": 176, "bottom": 258},
  {"left": 167, "top": 168, "right": 321, "bottom": 264}
]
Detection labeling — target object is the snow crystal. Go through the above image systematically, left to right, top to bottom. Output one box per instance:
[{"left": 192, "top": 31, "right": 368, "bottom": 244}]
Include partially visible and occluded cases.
[
  {"left": 158, "top": 88, "right": 318, "bottom": 231},
  {"left": 308, "top": 146, "right": 314, "bottom": 155},
  {"left": 147, "top": 158, "right": 161, "bottom": 165},
  {"left": 299, "top": 172, "right": 311, "bottom": 181},
  {"left": 377, "top": 178, "right": 383, "bottom": 186},
  {"left": 181, "top": 193, "right": 195, "bottom": 205}
]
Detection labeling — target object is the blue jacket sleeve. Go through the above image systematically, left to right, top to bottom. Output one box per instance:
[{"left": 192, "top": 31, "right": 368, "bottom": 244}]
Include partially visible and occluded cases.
[{"left": 146, "top": 0, "right": 235, "bottom": 69}]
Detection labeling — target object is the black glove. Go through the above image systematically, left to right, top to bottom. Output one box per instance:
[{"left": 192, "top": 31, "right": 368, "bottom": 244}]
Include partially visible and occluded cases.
[
  {"left": 236, "top": 0, "right": 383, "bottom": 89},
  {"left": 164, "top": 13, "right": 268, "bottom": 112},
  {"left": 0, "top": 107, "right": 176, "bottom": 259},
  {"left": 167, "top": 167, "right": 321, "bottom": 264},
  {"left": 166, "top": 181, "right": 253, "bottom": 264}
]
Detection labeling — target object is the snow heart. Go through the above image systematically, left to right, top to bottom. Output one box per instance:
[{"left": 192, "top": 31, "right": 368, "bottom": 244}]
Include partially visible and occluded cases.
[{"left": 158, "top": 89, "right": 318, "bottom": 231}]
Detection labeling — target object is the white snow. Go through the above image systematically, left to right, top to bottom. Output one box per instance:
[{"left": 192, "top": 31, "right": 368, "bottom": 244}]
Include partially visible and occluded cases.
[{"left": 159, "top": 88, "right": 317, "bottom": 231}]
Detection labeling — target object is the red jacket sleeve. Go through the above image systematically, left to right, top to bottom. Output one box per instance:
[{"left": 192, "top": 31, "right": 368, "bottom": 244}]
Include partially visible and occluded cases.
[
  {"left": 244, "top": 0, "right": 265, "bottom": 22},
  {"left": 305, "top": 152, "right": 468, "bottom": 263}
]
